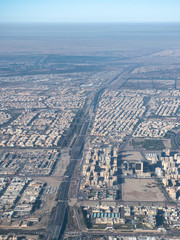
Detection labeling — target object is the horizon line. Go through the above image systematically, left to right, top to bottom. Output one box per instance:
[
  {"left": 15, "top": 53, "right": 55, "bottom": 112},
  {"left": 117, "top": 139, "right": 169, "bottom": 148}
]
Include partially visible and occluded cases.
[{"left": 1, "top": 21, "right": 180, "bottom": 24}]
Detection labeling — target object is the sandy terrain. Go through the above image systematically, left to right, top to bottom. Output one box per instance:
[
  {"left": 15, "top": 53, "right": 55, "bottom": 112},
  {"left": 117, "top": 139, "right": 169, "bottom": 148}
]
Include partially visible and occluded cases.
[
  {"left": 121, "top": 151, "right": 143, "bottom": 161},
  {"left": 122, "top": 178, "right": 166, "bottom": 202}
]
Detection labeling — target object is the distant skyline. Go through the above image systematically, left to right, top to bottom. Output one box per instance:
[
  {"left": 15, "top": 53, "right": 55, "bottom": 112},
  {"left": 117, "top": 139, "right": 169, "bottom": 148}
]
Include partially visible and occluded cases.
[{"left": 1, "top": 0, "right": 180, "bottom": 23}]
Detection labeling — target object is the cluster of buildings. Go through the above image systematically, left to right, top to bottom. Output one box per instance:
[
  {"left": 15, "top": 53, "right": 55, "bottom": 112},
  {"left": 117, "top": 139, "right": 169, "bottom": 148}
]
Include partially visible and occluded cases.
[
  {"left": 131, "top": 65, "right": 169, "bottom": 74},
  {"left": 86, "top": 71, "right": 119, "bottom": 87},
  {"left": 0, "top": 79, "right": 89, "bottom": 111},
  {"left": 0, "top": 81, "right": 90, "bottom": 236},
  {"left": 0, "top": 86, "right": 87, "bottom": 148},
  {"left": 45, "top": 87, "right": 86, "bottom": 109},
  {"left": 91, "top": 89, "right": 180, "bottom": 143},
  {"left": 0, "top": 90, "right": 46, "bottom": 110},
  {"left": 91, "top": 90, "right": 146, "bottom": 143},
  {"left": 132, "top": 90, "right": 180, "bottom": 138},
  {"left": 146, "top": 90, "right": 180, "bottom": 116},
  {"left": 155, "top": 98, "right": 180, "bottom": 116},
  {"left": 0, "top": 109, "right": 75, "bottom": 148},
  {"left": 12, "top": 111, "right": 37, "bottom": 126},
  {"left": 0, "top": 112, "right": 11, "bottom": 125},
  {"left": 133, "top": 119, "right": 179, "bottom": 138},
  {"left": 80, "top": 147, "right": 118, "bottom": 190},
  {"left": 20, "top": 149, "right": 59, "bottom": 176},
  {"left": 0, "top": 150, "right": 59, "bottom": 176},
  {"left": 155, "top": 150, "right": 180, "bottom": 200},
  {"left": 0, "top": 152, "right": 21, "bottom": 175},
  {"left": 145, "top": 153, "right": 158, "bottom": 163},
  {"left": 122, "top": 161, "right": 150, "bottom": 178},
  {"left": 0, "top": 177, "right": 45, "bottom": 226},
  {"left": 0, "top": 177, "right": 9, "bottom": 195},
  {"left": 1, "top": 177, "right": 29, "bottom": 215},
  {"left": 13, "top": 180, "right": 44, "bottom": 218},
  {"left": 87, "top": 189, "right": 117, "bottom": 201},
  {"left": 82, "top": 204, "right": 180, "bottom": 231},
  {"left": 90, "top": 205, "right": 125, "bottom": 226},
  {"left": 0, "top": 235, "right": 39, "bottom": 240},
  {"left": 0, "top": 236, "right": 17, "bottom": 240},
  {"left": 109, "top": 237, "right": 177, "bottom": 240}
]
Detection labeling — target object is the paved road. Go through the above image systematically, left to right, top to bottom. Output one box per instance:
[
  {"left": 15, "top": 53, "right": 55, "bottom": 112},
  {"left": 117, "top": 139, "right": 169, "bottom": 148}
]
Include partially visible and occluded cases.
[
  {"left": 46, "top": 69, "right": 142, "bottom": 239},
  {"left": 47, "top": 98, "right": 92, "bottom": 240},
  {"left": 47, "top": 202, "right": 68, "bottom": 240}
]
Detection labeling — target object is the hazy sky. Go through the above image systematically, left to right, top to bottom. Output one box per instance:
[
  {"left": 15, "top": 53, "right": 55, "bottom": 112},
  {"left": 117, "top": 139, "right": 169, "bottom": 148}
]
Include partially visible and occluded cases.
[{"left": 1, "top": 0, "right": 180, "bottom": 23}]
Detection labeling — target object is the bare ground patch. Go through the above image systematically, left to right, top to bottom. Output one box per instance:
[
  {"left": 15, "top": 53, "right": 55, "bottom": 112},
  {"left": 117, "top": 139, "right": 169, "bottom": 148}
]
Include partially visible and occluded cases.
[
  {"left": 121, "top": 151, "right": 143, "bottom": 161},
  {"left": 122, "top": 178, "right": 166, "bottom": 202}
]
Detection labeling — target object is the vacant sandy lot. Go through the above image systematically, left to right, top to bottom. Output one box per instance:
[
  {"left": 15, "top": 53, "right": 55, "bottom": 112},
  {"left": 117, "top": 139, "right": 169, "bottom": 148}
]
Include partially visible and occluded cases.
[
  {"left": 163, "top": 139, "right": 172, "bottom": 149},
  {"left": 53, "top": 149, "right": 70, "bottom": 177},
  {"left": 121, "top": 151, "right": 143, "bottom": 161},
  {"left": 122, "top": 178, "right": 166, "bottom": 202}
]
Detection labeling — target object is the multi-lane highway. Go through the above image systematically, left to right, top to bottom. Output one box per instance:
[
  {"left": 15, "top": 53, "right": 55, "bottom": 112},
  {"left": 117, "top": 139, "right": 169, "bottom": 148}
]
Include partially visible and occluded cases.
[{"left": 46, "top": 97, "right": 92, "bottom": 240}]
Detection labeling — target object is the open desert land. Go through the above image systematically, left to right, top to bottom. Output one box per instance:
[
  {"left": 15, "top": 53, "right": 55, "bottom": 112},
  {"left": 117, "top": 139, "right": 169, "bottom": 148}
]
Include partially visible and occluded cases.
[
  {"left": 123, "top": 79, "right": 176, "bottom": 90},
  {"left": 52, "top": 149, "right": 70, "bottom": 177},
  {"left": 121, "top": 151, "right": 143, "bottom": 162},
  {"left": 122, "top": 178, "right": 166, "bottom": 202}
]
